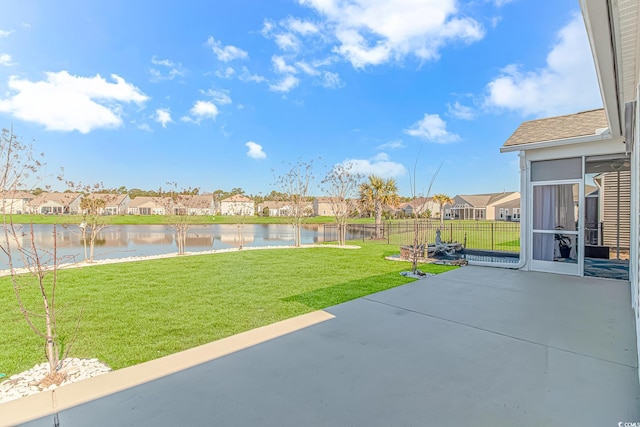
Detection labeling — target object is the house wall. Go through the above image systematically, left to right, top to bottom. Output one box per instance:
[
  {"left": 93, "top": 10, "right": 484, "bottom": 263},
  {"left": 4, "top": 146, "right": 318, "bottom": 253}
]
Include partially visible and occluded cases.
[
  {"left": 493, "top": 198, "right": 521, "bottom": 221},
  {"left": 313, "top": 200, "right": 332, "bottom": 216},
  {"left": 221, "top": 201, "right": 254, "bottom": 216}
]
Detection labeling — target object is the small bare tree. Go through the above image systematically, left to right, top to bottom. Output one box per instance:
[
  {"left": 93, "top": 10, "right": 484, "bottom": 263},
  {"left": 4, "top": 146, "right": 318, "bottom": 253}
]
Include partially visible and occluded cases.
[
  {"left": 0, "top": 127, "right": 75, "bottom": 384},
  {"left": 274, "top": 159, "right": 315, "bottom": 247},
  {"left": 408, "top": 159, "right": 441, "bottom": 275},
  {"left": 321, "top": 163, "right": 363, "bottom": 246},
  {"left": 74, "top": 182, "right": 110, "bottom": 262},
  {"left": 161, "top": 183, "right": 202, "bottom": 255}
]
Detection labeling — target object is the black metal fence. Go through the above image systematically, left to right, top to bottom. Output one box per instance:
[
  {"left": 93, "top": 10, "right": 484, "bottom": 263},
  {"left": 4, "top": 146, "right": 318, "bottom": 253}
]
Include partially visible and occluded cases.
[
  {"left": 386, "top": 220, "right": 521, "bottom": 252},
  {"left": 322, "top": 223, "right": 380, "bottom": 242}
]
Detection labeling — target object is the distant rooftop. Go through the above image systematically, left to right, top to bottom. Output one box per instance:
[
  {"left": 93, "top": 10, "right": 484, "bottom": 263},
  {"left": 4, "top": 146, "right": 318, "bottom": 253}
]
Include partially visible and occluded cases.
[{"left": 503, "top": 109, "right": 608, "bottom": 148}]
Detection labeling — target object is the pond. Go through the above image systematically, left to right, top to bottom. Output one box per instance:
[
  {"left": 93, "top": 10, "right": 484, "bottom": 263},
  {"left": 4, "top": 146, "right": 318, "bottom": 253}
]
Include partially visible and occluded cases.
[{"left": 0, "top": 223, "right": 376, "bottom": 269}]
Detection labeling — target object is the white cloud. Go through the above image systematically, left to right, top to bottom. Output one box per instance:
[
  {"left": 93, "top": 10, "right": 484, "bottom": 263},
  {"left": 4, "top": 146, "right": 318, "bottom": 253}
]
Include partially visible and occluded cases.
[
  {"left": 298, "top": 0, "right": 484, "bottom": 68},
  {"left": 493, "top": 0, "right": 513, "bottom": 6},
  {"left": 484, "top": 14, "right": 601, "bottom": 117},
  {"left": 286, "top": 18, "right": 319, "bottom": 35},
  {"left": 0, "top": 29, "right": 13, "bottom": 37},
  {"left": 275, "top": 33, "right": 300, "bottom": 51},
  {"left": 207, "top": 36, "right": 248, "bottom": 62},
  {"left": 0, "top": 54, "right": 14, "bottom": 66},
  {"left": 149, "top": 56, "right": 186, "bottom": 82},
  {"left": 272, "top": 56, "right": 298, "bottom": 74},
  {"left": 296, "top": 61, "right": 320, "bottom": 75},
  {"left": 239, "top": 66, "right": 267, "bottom": 83},
  {"left": 216, "top": 67, "right": 236, "bottom": 79},
  {"left": 0, "top": 71, "right": 148, "bottom": 133},
  {"left": 321, "top": 71, "right": 343, "bottom": 89},
  {"left": 269, "top": 75, "right": 300, "bottom": 92},
  {"left": 205, "top": 88, "right": 232, "bottom": 105},
  {"left": 185, "top": 100, "right": 219, "bottom": 122},
  {"left": 447, "top": 101, "right": 475, "bottom": 120},
  {"left": 155, "top": 108, "right": 172, "bottom": 128},
  {"left": 404, "top": 113, "right": 460, "bottom": 143},
  {"left": 138, "top": 123, "right": 152, "bottom": 132},
  {"left": 377, "top": 140, "right": 404, "bottom": 150},
  {"left": 246, "top": 141, "right": 266, "bottom": 159},
  {"left": 343, "top": 152, "right": 406, "bottom": 178}
]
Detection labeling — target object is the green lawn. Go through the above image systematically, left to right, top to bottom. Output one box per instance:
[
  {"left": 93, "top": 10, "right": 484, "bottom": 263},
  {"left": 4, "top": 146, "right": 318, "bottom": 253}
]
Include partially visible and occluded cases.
[
  {"left": 6, "top": 214, "right": 374, "bottom": 225},
  {"left": 0, "top": 241, "right": 455, "bottom": 377}
]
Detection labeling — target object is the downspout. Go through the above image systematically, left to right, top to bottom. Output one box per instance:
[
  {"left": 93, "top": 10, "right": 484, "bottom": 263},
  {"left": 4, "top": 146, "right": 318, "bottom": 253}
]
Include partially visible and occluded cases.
[{"left": 468, "top": 151, "right": 528, "bottom": 269}]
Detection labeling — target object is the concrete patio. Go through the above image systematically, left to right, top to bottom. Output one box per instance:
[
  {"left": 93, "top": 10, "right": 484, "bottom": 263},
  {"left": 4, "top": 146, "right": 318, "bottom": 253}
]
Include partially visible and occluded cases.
[{"left": 8, "top": 266, "right": 640, "bottom": 426}]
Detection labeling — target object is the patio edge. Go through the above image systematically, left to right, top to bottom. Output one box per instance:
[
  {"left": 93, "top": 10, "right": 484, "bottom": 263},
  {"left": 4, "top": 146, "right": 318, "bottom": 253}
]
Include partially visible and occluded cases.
[{"left": 0, "top": 310, "right": 335, "bottom": 427}]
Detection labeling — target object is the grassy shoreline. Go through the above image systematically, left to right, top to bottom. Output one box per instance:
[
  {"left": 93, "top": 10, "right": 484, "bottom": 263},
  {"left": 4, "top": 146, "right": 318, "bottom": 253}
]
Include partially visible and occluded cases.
[{"left": 0, "top": 241, "right": 456, "bottom": 377}]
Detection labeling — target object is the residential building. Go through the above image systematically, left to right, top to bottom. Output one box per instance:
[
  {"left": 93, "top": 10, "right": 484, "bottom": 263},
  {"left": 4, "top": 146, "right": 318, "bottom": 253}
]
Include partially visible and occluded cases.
[
  {"left": 0, "top": 190, "right": 35, "bottom": 214},
  {"left": 28, "top": 192, "right": 82, "bottom": 214},
  {"left": 448, "top": 192, "right": 520, "bottom": 221},
  {"left": 81, "top": 193, "right": 130, "bottom": 215},
  {"left": 220, "top": 194, "right": 255, "bottom": 216},
  {"left": 172, "top": 195, "right": 214, "bottom": 216},
  {"left": 127, "top": 197, "right": 172, "bottom": 215},
  {"left": 313, "top": 197, "right": 333, "bottom": 216},
  {"left": 398, "top": 197, "right": 437, "bottom": 218},
  {"left": 258, "top": 201, "right": 293, "bottom": 217}
]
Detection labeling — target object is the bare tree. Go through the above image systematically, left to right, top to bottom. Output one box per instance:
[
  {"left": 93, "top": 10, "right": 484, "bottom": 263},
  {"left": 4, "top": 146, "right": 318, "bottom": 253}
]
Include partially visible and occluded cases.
[
  {"left": 0, "top": 127, "right": 75, "bottom": 384},
  {"left": 274, "top": 159, "right": 315, "bottom": 247},
  {"left": 408, "top": 159, "right": 441, "bottom": 275},
  {"left": 321, "top": 163, "right": 363, "bottom": 246},
  {"left": 73, "top": 182, "right": 111, "bottom": 262},
  {"left": 161, "top": 183, "right": 205, "bottom": 255}
]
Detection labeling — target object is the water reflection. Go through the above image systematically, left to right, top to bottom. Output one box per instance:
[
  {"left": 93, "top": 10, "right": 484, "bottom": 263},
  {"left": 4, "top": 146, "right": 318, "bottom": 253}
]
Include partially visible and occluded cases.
[{"left": 0, "top": 223, "right": 376, "bottom": 268}]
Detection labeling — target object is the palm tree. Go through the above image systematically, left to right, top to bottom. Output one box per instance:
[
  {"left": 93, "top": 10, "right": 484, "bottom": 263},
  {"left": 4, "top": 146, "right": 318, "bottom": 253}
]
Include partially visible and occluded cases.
[
  {"left": 359, "top": 175, "right": 399, "bottom": 239},
  {"left": 432, "top": 193, "right": 454, "bottom": 228}
]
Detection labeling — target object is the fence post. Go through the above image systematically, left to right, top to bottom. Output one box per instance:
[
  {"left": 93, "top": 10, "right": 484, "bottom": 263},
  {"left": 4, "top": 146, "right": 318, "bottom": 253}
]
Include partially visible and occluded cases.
[
  {"left": 387, "top": 222, "right": 390, "bottom": 244},
  {"left": 491, "top": 222, "right": 495, "bottom": 251},
  {"left": 449, "top": 223, "right": 453, "bottom": 242}
]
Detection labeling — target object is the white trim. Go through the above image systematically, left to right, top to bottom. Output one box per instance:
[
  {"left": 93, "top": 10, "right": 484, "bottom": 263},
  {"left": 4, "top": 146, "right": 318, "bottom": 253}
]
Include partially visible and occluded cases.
[{"left": 500, "top": 132, "right": 621, "bottom": 153}]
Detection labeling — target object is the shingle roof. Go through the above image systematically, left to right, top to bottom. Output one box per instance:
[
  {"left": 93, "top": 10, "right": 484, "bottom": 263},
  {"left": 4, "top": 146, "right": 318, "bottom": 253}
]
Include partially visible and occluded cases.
[
  {"left": 503, "top": 109, "right": 608, "bottom": 148},
  {"left": 29, "top": 192, "right": 82, "bottom": 206},
  {"left": 454, "top": 192, "right": 518, "bottom": 208},
  {"left": 83, "top": 193, "right": 128, "bottom": 206},
  {"left": 221, "top": 194, "right": 254, "bottom": 203},
  {"left": 129, "top": 196, "right": 171, "bottom": 208}
]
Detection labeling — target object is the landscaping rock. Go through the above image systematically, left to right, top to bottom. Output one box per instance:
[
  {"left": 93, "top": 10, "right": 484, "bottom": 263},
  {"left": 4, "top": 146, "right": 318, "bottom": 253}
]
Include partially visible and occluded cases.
[{"left": 0, "top": 358, "right": 112, "bottom": 404}]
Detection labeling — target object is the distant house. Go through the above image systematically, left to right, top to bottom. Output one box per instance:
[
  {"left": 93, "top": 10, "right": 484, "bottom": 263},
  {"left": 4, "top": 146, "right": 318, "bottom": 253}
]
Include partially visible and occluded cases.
[
  {"left": 0, "top": 191, "right": 35, "bottom": 214},
  {"left": 28, "top": 192, "right": 82, "bottom": 215},
  {"left": 448, "top": 192, "right": 520, "bottom": 221},
  {"left": 81, "top": 193, "right": 130, "bottom": 215},
  {"left": 220, "top": 194, "right": 255, "bottom": 216},
  {"left": 173, "top": 195, "right": 214, "bottom": 216},
  {"left": 127, "top": 197, "right": 172, "bottom": 215},
  {"left": 313, "top": 197, "right": 333, "bottom": 216},
  {"left": 398, "top": 197, "right": 437, "bottom": 218},
  {"left": 258, "top": 201, "right": 293, "bottom": 217}
]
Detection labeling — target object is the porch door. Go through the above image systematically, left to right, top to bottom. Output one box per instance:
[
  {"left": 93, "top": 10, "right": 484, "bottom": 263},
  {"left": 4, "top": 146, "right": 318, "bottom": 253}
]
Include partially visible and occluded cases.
[{"left": 530, "top": 181, "right": 582, "bottom": 275}]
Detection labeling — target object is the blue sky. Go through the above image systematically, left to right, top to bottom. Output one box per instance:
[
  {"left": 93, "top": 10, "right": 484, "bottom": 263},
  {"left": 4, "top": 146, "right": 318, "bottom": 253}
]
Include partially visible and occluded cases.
[{"left": 0, "top": 0, "right": 602, "bottom": 197}]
